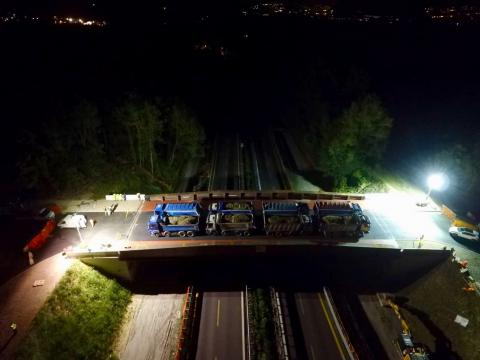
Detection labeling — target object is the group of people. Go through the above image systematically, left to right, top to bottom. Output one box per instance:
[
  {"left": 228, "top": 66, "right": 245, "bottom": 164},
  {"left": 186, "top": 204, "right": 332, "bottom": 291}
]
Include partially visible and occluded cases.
[{"left": 104, "top": 203, "right": 116, "bottom": 216}]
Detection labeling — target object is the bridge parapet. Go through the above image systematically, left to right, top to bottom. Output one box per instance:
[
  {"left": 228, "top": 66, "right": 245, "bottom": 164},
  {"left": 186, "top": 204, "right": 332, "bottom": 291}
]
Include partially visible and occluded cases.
[{"left": 150, "top": 190, "right": 365, "bottom": 203}]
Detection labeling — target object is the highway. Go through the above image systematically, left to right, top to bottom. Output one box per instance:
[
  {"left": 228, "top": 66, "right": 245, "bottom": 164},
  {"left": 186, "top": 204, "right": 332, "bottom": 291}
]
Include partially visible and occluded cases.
[
  {"left": 252, "top": 134, "right": 282, "bottom": 190},
  {"left": 197, "top": 135, "right": 247, "bottom": 360},
  {"left": 209, "top": 135, "right": 231, "bottom": 190},
  {"left": 195, "top": 291, "right": 245, "bottom": 360},
  {"left": 295, "top": 292, "right": 347, "bottom": 360}
]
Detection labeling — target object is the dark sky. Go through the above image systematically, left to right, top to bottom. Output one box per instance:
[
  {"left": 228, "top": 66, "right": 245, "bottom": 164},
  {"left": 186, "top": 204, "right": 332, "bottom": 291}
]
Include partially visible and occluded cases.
[{"left": 3, "top": 0, "right": 480, "bottom": 15}]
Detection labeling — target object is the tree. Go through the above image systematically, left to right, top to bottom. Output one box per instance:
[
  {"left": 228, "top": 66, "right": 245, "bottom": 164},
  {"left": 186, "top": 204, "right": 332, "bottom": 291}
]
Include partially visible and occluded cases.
[
  {"left": 322, "top": 95, "right": 393, "bottom": 183},
  {"left": 113, "top": 98, "right": 164, "bottom": 174},
  {"left": 167, "top": 103, "right": 205, "bottom": 166}
]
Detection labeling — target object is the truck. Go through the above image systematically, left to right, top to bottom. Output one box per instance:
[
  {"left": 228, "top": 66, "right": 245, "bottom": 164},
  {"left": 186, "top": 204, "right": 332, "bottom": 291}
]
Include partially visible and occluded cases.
[
  {"left": 262, "top": 201, "right": 311, "bottom": 236},
  {"left": 314, "top": 201, "right": 364, "bottom": 239},
  {"left": 148, "top": 202, "right": 202, "bottom": 237},
  {"left": 206, "top": 202, "right": 255, "bottom": 236},
  {"left": 379, "top": 294, "right": 430, "bottom": 360}
]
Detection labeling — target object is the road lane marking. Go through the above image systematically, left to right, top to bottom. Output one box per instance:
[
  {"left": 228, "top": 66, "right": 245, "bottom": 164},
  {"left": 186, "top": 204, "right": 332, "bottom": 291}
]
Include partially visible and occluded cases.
[
  {"left": 126, "top": 200, "right": 144, "bottom": 242},
  {"left": 241, "top": 291, "right": 246, "bottom": 360},
  {"left": 317, "top": 293, "right": 347, "bottom": 360},
  {"left": 298, "top": 296, "right": 305, "bottom": 316},
  {"left": 217, "top": 299, "right": 221, "bottom": 327},
  {"left": 310, "top": 345, "right": 316, "bottom": 360}
]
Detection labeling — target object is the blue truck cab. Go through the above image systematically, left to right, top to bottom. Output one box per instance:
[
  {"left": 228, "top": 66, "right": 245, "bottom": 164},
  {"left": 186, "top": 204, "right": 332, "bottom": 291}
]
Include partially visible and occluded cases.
[
  {"left": 262, "top": 201, "right": 311, "bottom": 236},
  {"left": 148, "top": 202, "right": 202, "bottom": 237}
]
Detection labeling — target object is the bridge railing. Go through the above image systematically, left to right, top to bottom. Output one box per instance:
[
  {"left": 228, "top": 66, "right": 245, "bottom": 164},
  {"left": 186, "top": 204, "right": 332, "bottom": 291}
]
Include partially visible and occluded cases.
[{"left": 150, "top": 190, "right": 365, "bottom": 203}]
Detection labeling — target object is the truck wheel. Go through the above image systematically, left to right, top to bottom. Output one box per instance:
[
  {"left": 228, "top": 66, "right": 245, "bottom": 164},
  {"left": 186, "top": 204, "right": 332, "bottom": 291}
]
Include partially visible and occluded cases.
[
  {"left": 206, "top": 229, "right": 213, "bottom": 235},
  {"left": 221, "top": 230, "right": 227, "bottom": 236},
  {"left": 163, "top": 231, "right": 170, "bottom": 237},
  {"left": 179, "top": 231, "right": 186, "bottom": 237},
  {"left": 187, "top": 231, "right": 195, "bottom": 237},
  {"left": 236, "top": 231, "right": 243, "bottom": 236},
  {"left": 243, "top": 231, "right": 251, "bottom": 237}
]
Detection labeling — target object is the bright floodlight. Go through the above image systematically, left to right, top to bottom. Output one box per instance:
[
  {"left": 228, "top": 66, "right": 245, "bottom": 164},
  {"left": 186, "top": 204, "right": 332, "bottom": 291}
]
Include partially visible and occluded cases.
[{"left": 427, "top": 173, "right": 444, "bottom": 191}]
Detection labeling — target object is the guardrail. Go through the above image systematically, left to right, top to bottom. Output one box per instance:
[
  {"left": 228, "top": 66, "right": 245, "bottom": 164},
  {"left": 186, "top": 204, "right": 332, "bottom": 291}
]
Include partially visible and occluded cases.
[
  {"left": 150, "top": 190, "right": 365, "bottom": 202},
  {"left": 174, "top": 286, "right": 200, "bottom": 360},
  {"left": 270, "top": 287, "right": 290, "bottom": 360},
  {"left": 323, "top": 287, "right": 359, "bottom": 360}
]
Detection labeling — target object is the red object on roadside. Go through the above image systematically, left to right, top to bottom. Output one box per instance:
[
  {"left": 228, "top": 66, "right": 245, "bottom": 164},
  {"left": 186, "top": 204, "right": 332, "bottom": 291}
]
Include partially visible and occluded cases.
[
  {"left": 49, "top": 204, "right": 61, "bottom": 216},
  {"left": 24, "top": 220, "right": 56, "bottom": 251}
]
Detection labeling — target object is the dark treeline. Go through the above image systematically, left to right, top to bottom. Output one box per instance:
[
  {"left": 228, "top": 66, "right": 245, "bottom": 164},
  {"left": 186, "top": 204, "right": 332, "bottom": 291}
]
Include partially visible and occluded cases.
[
  {"left": 1, "top": 16, "right": 480, "bottom": 209},
  {"left": 14, "top": 94, "right": 204, "bottom": 197}
]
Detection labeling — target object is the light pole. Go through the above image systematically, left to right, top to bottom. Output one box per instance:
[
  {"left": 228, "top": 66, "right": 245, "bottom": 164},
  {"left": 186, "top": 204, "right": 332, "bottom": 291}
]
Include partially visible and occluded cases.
[
  {"left": 425, "top": 173, "right": 445, "bottom": 202},
  {"left": 76, "top": 220, "right": 84, "bottom": 243}
]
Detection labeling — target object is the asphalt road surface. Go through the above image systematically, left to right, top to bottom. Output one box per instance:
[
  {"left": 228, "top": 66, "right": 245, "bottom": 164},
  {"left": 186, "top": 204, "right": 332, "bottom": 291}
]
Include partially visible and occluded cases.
[
  {"left": 253, "top": 135, "right": 281, "bottom": 191},
  {"left": 210, "top": 136, "right": 231, "bottom": 191},
  {"left": 362, "top": 194, "right": 462, "bottom": 250},
  {"left": 196, "top": 291, "right": 244, "bottom": 360},
  {"left": 295, "top": 292, "right": 347, "bottom": 360},
  {"left": 117, "top": 294, "right": 184, "bottom": 360}
]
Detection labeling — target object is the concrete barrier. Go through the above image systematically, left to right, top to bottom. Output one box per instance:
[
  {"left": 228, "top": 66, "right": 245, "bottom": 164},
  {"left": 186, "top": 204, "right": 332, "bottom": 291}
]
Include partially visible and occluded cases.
[
  {"left": 149, "top": 190, "right": 365, "bottom": 202},
  {"left": 105, "top": 194, "right": 146, "bottom": 201},
  {"left": 442, "top": 205, "right": 456, "bottom": 220}
]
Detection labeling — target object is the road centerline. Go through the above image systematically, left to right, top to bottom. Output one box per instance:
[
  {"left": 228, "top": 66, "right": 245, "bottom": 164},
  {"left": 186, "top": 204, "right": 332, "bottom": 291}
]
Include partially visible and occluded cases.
[
  {"left": 317, "top": 293, "right": 346, "bottom": 360},
  {"left": 216, "top": 299, "right": 221, "bottom": 327}
]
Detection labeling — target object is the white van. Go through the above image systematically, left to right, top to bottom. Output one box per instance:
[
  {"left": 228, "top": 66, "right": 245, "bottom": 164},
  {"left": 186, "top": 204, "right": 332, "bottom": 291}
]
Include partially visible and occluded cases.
[{"left": 57, "top": 214, "right": 87, "bottom": 228}]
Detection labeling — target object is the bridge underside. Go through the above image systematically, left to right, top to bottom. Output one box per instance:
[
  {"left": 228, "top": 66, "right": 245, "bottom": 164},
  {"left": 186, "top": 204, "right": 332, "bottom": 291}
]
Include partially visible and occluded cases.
[{"left": 75, "top": 246, "right": 451, "bottom": 291}]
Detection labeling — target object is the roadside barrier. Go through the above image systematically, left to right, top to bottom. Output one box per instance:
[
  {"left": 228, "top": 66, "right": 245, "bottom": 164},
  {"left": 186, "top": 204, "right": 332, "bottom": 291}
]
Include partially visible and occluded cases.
[
  {"left": 150, "top": 190, "right": 365, "bottom": 203},
  {"left": 105, "top": 194, "right": 147, "bottom": 201},
  {"left": 442, "top": 205, "right": 456, "bottom": 220},
  {"left": 24, "top": 220, "right": 56, "bottom": 252},
  {"left": 174, "top": 286, "right": 199, "bottom": 360},
  {"left": 270, "top": 287, "right": 289, "bottom": 360}
]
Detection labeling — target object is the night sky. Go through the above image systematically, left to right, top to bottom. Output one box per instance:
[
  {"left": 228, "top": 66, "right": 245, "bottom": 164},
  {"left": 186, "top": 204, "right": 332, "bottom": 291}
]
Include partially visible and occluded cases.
[{"left": 4, "top": 0, "right": 480, "bottom": 17}]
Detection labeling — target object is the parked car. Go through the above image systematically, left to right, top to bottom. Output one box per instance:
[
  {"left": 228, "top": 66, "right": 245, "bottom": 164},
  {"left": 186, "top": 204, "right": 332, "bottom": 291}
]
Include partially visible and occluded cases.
[
  {"left": 38, "top": 207, "right": 55, "bottom": 220},
  {"left": 57, "top": 214, "right": 87, "bottom": 229},
  {"left": 448, "top": 226, "right": 479, "bottom": 241}
]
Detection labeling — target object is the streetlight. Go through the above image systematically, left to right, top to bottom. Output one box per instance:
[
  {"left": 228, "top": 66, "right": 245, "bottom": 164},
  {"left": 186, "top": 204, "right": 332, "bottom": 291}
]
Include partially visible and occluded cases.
[{"left": 425, "top": 173, "right": 446, "bottom": 203}]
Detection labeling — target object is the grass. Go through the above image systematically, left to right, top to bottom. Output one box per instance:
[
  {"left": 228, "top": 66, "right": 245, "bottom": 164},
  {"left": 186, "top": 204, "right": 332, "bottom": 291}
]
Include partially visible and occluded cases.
[
  {"left": 397, "top": 258, "right": 480, "bottom": 359},
  {"left": 17, "top": 261, "right": 132, "bottom": 360},
  {"left": 249, "top": 288, "right": 276, "bottom": 359}
]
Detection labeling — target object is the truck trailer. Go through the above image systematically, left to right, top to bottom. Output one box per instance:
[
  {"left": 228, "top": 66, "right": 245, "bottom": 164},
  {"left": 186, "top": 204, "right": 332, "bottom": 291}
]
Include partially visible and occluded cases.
[
  {"left": 262, "top": 201, "right": 311, "bottom": 236},
  {"left": 314, "top": 201, "right": 363, "bottom": 239},
  {"left": 148, "top": 202, "right": 202, "bottom": 237},
  {"left": 206, "top": 202, "right": 255, "bottom": 236}
]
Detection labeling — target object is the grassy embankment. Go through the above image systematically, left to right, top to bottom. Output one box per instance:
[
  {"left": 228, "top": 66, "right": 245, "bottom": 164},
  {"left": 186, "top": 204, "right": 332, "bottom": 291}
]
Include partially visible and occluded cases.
[
  {"left": 397, "top": 258, "right": 480, "bottom": 359},
  {"left": 17, "top": 261, "right": 131, "bottom": 360}
]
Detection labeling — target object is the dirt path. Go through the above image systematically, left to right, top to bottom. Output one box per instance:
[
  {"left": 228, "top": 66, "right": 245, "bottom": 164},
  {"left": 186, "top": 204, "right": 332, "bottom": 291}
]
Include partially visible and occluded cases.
[
  {"left": 0, "top": 254, "right": 72, "bottom": 359},
  {"left": 116, "top": 293, "right": 184, "bottom": 360}
]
